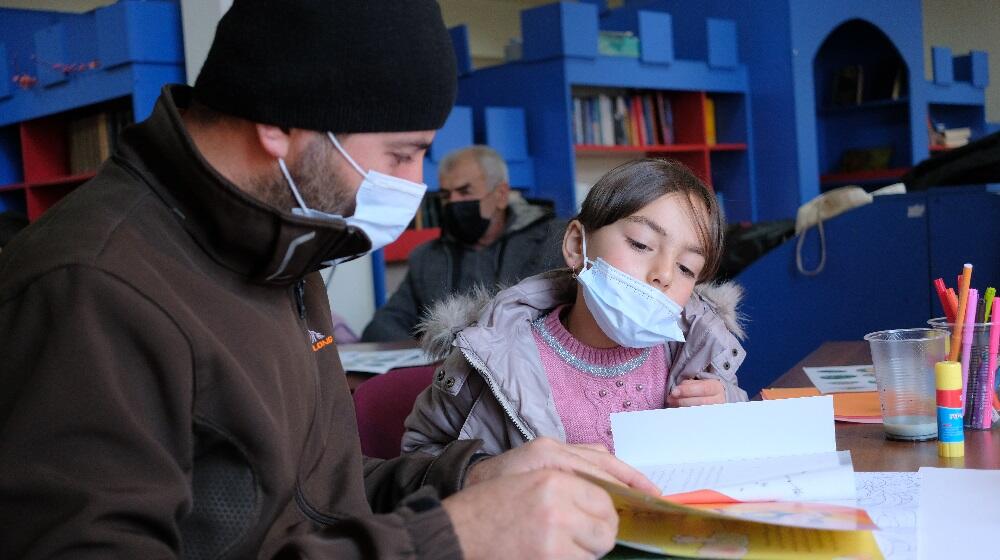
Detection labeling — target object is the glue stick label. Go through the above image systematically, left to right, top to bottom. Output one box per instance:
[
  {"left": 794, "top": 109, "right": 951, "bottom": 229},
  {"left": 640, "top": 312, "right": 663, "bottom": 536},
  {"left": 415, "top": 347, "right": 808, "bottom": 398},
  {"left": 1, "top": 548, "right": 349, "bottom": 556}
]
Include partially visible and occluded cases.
[{"left": 937, "top": 388, "right": 964, "bottom": 444}]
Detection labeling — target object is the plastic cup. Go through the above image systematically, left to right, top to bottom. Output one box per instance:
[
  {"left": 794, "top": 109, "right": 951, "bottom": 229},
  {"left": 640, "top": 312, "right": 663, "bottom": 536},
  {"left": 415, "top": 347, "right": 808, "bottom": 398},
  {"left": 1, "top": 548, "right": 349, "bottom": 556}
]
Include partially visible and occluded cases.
[
  {"left": 928, "top": 317, "right": 999, "bottom": 429},
  {"left": 864, "top": 328, "right": 947, "bottom": 441}
]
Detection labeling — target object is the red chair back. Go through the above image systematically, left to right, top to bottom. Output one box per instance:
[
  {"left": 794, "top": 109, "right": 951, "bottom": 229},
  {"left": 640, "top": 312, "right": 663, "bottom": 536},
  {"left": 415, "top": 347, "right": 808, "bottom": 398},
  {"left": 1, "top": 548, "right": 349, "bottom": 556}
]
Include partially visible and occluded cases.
[{"left": 352, "top": 365, "right": 436, "bottom": 459}]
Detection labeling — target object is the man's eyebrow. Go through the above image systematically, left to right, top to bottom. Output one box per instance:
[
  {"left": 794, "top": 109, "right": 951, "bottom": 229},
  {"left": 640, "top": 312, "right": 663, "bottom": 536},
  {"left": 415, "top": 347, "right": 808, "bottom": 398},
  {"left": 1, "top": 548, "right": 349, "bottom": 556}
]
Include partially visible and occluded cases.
[{"left": 390, "top": 140, "right": 432, "bottom": 151}]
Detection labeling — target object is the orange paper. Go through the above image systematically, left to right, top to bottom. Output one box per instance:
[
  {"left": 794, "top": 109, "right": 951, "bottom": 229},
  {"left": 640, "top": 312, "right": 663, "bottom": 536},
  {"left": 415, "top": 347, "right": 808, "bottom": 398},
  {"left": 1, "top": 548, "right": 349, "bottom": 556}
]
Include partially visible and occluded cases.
[{"left": 761, "top": 387, "right": 882, "bottom": 423}]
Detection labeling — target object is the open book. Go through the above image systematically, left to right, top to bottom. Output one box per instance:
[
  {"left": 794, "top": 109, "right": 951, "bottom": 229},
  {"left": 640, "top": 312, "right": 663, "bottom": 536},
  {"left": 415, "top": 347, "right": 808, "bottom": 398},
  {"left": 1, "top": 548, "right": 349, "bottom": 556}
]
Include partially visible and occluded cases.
[{"left": 607, "top": 396, "right": 881, "bottom": 558}]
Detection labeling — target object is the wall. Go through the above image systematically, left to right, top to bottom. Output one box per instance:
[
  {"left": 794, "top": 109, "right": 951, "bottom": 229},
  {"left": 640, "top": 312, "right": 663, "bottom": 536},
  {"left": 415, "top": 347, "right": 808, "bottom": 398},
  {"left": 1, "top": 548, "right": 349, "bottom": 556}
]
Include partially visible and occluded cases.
[
  {"left": 0, "top": 0, "right": 112, "bottom": 11},
  {"left": 179, "top": 0, "right": 232, "bottom": 84},
  {"left": 438, "top": 0, "right": 551, "bottom": 67},
  {"left": 922, "top": 0, "right": 1000, "bottom": 122}
]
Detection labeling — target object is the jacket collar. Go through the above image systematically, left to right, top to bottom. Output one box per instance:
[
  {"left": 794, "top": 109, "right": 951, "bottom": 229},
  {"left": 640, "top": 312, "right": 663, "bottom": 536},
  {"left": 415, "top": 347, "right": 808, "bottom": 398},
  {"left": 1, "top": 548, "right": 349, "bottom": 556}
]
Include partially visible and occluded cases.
[{"left": 116, "top": 85, "right": 371, "bottom": 285}]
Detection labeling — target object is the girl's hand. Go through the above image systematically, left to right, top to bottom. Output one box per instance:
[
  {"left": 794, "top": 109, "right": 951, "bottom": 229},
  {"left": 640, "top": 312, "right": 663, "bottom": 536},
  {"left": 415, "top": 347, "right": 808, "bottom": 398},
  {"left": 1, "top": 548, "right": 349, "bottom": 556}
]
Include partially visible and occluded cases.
[{"left": 667, "top": 378, "right": 725, "bottom": 407}]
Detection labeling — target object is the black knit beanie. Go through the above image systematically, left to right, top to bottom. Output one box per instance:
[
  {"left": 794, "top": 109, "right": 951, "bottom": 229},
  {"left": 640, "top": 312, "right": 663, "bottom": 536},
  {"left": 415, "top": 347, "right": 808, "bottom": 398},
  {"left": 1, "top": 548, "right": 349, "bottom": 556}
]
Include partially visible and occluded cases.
[{"left": 193, "top": 0, "right": 457, "bottom": 133}]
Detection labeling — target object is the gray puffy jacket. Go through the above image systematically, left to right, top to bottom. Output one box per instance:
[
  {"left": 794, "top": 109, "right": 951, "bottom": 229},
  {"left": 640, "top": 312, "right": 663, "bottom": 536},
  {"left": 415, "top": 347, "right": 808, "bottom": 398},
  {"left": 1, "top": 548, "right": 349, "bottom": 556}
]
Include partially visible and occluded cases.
[{"left": 402, "top": 270, "right": 749, "bottom": 456}]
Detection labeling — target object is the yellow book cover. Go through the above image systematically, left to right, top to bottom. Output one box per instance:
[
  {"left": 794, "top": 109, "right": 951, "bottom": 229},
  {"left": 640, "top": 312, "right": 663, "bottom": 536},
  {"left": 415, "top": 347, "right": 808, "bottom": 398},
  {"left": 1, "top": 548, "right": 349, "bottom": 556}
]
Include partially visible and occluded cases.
[
  {"left": 704, "top": 97, "right": 717, "bottom": 146},
  {"left": 586, "top": 475, "right": 884, "bottom": 560}
]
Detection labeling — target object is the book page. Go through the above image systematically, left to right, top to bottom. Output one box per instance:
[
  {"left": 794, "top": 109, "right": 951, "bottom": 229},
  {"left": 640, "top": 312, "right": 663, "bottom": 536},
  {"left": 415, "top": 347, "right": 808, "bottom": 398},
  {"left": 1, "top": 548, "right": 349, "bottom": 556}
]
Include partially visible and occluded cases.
[
  {"left": 338, "top": 348, "right": 435, "bottom": 374},
  {"left": 612, "top": 396, "right": 836, "bottom": 467},
  {"left": 643, "top": 450, "right": 856, "bottom": 503},
  {"left": 918, "top": 467, "right": 1000, "bottom": 560},
  {"left": 856, "top": 471, "right": 917, "bottom": 560},
  {"left": 585, "top": 474, "right": 884, "bottom": 559}
]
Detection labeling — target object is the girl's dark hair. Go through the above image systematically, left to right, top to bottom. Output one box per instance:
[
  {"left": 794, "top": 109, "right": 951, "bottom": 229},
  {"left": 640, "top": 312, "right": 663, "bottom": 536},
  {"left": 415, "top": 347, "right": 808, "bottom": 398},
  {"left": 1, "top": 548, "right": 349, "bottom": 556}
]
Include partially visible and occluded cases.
[{"left": 576, "top": 158, "right": 725, "bottom": 282}]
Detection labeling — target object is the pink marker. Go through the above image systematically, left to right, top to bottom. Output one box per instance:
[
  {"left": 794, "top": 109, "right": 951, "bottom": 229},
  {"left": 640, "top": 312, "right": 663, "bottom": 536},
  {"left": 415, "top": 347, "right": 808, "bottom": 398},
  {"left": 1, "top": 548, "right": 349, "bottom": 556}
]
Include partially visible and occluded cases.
[
  {"left": 960, "top": 289, "right": 978, "bottom": 415},
  {"left": 985, "top": 297, "right": 1000, "bottom": 429}
]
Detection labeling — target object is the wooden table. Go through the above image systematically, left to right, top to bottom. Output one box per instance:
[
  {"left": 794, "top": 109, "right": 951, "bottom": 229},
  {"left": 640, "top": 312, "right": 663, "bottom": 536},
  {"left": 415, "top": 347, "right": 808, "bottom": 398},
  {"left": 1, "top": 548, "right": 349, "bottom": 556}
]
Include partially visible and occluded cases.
[{"left": 773, "top": 341, "right": 1000, "bottom": 471}]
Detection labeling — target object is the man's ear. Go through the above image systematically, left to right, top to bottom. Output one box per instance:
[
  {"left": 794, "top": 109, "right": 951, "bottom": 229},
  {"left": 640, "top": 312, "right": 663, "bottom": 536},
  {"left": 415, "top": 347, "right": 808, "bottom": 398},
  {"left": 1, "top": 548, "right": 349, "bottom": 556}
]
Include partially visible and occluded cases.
[
  {"left": 255, "top": 123, "right": 292, "bottom": 159},
  {"left": 495, "top": 182, "right": 512, "bottom": 210},
  {"left": 562, "top": 219, "right": 585, "bottom": 271}
]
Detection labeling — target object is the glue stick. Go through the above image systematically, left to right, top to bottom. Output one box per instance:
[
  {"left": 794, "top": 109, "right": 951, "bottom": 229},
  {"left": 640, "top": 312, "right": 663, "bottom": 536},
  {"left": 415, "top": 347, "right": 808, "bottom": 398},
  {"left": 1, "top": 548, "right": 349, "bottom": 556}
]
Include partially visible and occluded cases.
[{"left": 936, "top": 361, "right": 965, "bottom": 458}]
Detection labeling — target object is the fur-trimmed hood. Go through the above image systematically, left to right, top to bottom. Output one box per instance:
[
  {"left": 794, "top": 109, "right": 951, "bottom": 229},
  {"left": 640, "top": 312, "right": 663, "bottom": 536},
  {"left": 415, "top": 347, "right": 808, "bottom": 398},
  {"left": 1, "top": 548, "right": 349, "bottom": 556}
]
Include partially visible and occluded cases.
[{"left": 417, "top": 269, "right": 746, "bottom": 360}]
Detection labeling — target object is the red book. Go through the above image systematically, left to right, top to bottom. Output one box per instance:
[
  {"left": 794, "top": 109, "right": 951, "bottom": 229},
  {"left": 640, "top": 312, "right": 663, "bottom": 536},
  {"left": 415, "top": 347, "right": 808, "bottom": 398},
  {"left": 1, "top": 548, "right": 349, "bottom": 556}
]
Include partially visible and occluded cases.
[{"left": 631, "top": 95, "right": 647, "bottom": 146}]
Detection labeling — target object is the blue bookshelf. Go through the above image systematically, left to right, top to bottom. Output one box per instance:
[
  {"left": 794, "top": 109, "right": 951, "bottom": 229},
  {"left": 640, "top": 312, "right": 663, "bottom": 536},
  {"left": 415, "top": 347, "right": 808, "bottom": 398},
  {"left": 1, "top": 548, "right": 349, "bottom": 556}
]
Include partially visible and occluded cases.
[
  {"left": 0, "top": 0, "right": 184, "bottom": 220},
  {"left": 601, "top": 0, "right": 990, "bottom": 219},
  {"left": 450, "top": 2, "right": 758, "bottom": 222}
]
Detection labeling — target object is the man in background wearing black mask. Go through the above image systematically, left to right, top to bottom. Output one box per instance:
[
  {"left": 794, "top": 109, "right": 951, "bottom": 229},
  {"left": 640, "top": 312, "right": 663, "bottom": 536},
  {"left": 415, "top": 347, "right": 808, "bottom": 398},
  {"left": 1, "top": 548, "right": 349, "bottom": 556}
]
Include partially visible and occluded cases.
[{"left": 363, "top": 145, "right": 565, "bottom": 341}]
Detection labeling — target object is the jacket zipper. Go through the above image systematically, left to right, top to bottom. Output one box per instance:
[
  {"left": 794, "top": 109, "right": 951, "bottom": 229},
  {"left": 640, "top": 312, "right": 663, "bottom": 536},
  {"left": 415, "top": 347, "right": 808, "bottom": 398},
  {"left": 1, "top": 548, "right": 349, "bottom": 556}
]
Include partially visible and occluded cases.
[
  {"left": 292, "top": 278, "right": 340, "bottom": 527},
  {"left": 293, "top": 280, "right": 306, "bottom": 320},
  {"left": 457, "top": 334, "right": 535, "bottom": 442}
]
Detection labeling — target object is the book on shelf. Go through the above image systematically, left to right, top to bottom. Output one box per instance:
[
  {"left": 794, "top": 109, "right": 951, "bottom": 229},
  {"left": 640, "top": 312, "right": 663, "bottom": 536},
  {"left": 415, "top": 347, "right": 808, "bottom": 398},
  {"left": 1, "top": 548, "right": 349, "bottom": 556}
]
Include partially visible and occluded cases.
[
  {"left": 597, "top": 30, "right": 640, "bottom": 58},
  {"left": 831, "top": 64, "right": 864, "bottom": 106},
  {"left": 571, "top": 91, "right": 675, "bottom": 148},
  {"left": 655, "top": 92, "right": 673, "bottom": 145},
  {"left": 598, "top": 94, "right": 614, "bottom": 146},
  {"left": 641, "top": 95, "right": 658, "bottom": 145},
  {"left": 613, "top": 96, "right": 629, "bottom": 146},
  {"left": 704, "top": 96, "right": 717, "bottom": 146},
  {"left": 572, "top": 98, "right": 584, "bottom": 149},
  {"left": 68, "top": 106, "right": 134, "bottom": 175},
  {"left": 927, "top": 116, "right": 972, "bottom": 149},
  {"left": 942, "top": 127, "right": 972, "bottom": 147}
]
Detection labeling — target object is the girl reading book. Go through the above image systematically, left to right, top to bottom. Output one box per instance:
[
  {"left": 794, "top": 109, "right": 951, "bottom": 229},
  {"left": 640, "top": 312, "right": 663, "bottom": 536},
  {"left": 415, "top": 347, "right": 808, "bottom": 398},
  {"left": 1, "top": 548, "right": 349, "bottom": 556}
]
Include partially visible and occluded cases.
[{"left": 402, "top": 158, "right": 748, "bottom": 455}]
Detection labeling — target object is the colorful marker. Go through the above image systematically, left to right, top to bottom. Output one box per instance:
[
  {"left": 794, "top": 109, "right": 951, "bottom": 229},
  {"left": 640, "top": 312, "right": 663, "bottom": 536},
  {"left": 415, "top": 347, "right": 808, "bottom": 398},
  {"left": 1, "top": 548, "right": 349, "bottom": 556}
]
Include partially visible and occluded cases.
[
  {"left": 948, "top": 264, "right": 972, "bottom": 363},
  {"left": 984, "top": 287, "right": 996, "bottom": 322},
  {"left": 986, "top": 296, "right": 1000, "bottom": 429},
  {"left": 936, "top": 361, "right": 965, "bottom": 458}
]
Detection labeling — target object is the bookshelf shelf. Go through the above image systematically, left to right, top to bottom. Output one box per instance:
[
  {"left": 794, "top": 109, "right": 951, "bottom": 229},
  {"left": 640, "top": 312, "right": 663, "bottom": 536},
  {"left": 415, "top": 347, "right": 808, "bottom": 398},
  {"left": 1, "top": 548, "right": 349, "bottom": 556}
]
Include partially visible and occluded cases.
[
  {"left": 817, "top": 98, "right": 910, "bottom": 115},
  {"left": 709, "top": 143, "right": 748, "bottom": 152},
  {"left": 575, "top": 144, "right": 707, "bottom": 154},
  {"left": 819, "top": 167, "right": 909, "bottom": 186},
  {"left": 28, "top": 172, "right": 97, "bottom": 189},
  {"left": 0, "top": 183, "right": 27, "bottom": 193}
]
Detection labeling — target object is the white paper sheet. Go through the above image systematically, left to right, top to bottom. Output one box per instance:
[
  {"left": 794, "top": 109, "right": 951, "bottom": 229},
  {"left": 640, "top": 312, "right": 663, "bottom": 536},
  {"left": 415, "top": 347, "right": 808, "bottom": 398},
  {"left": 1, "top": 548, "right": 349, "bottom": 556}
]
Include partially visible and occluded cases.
[
  {"left": 338, "top": 348, "right": 435, "bottom": 374},
  {"left": 803, "top": 364, "right": 877, "bottom": 393},
  {"left": 611, "top": 396, "right": 836, "bottom": 466},
  {"left": 640, "top": 450, "right": 856, "bottom": 503},
  {"left": 917, "top": 467, "right": 1000, "bottom": 560},
  {"left": 856, "top": 471, "right": 918, "bottom": 560}
]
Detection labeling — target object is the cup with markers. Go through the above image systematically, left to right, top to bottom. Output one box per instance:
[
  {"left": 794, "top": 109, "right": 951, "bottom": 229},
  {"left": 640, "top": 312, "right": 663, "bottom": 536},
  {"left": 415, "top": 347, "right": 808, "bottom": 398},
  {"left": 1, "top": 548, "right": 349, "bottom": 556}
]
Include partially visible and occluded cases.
[{"left": 930, "top": 264, "right": 1000, "bottom": 431}]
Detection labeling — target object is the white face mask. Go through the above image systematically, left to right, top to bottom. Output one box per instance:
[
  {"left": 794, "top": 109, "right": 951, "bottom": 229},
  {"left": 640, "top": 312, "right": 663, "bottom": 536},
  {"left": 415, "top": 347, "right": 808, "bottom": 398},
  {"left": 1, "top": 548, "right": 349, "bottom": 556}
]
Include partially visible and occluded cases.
[
  {"left": 279, "top": 132, "right": 427, "bottom": 255},
  {"left": 576, "top": 227, "right": 686, "bottom": 348}
]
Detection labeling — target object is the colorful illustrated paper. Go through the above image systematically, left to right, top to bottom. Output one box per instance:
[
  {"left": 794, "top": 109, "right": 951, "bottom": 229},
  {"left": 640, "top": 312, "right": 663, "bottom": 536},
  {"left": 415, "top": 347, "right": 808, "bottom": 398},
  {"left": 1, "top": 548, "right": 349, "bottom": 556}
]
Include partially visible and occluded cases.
[
  {"left": 337, "top": 348, "right": 436, "bottom": 374},
  {"left": 803, "top": 365, "right": 877, "bottom": 394},
  {"left": 586, "top": 475, "right": 884, "bottom": 560}
]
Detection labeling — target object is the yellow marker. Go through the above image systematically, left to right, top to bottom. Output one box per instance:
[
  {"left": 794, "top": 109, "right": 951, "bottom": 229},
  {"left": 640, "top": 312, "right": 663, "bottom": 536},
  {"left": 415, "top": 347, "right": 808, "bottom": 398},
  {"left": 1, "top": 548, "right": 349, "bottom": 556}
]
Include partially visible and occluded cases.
[
  {"left": 984, "top": 287, "right": 996, "bottom": 322},
  {"left": 935, "top": 361, "right": 965, "bottom": 458}
]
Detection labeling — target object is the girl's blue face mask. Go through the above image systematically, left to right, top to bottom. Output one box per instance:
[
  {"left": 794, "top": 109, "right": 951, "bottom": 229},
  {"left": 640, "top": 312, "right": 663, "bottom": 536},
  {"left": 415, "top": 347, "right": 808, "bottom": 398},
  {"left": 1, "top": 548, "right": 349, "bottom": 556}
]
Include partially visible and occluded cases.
[{"left": 576, "top": 227, "right": 686, "bottom": 348}]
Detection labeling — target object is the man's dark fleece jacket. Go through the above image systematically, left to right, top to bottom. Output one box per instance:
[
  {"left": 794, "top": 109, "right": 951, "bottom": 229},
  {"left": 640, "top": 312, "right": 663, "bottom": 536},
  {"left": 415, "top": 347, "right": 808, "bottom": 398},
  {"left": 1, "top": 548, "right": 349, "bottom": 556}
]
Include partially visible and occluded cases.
[{"left": 0, "top": 85, "right": 483, "bottom": 559}]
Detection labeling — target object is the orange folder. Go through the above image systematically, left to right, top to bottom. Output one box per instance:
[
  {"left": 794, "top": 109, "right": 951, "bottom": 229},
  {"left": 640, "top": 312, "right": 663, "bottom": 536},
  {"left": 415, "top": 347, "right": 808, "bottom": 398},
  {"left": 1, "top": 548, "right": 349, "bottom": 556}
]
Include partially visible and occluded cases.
[{"left": 760, "top": 387, "right": 882, "bottom": 423}]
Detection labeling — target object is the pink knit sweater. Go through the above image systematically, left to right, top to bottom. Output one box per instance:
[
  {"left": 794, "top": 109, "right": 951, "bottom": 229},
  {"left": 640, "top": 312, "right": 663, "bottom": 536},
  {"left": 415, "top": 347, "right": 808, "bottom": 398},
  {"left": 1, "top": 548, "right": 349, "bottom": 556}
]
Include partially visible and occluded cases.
[{"left": 531, "top": 305, "right": 668, "bottom": 452}]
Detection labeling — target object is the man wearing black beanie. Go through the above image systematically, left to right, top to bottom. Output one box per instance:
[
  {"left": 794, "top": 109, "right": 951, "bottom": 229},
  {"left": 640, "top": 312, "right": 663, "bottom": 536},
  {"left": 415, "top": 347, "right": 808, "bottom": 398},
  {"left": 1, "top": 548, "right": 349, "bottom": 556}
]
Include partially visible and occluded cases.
[{"left": 0, "top": 1, "right": 658, "bottom": 559}]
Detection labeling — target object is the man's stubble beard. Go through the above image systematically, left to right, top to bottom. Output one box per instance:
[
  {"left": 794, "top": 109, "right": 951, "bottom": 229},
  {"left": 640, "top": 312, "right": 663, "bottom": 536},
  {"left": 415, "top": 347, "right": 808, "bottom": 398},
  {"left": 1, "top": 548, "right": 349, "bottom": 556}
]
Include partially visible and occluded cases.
[{"left": 247, "top": 135, "right": 358, "bottom": 217}]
